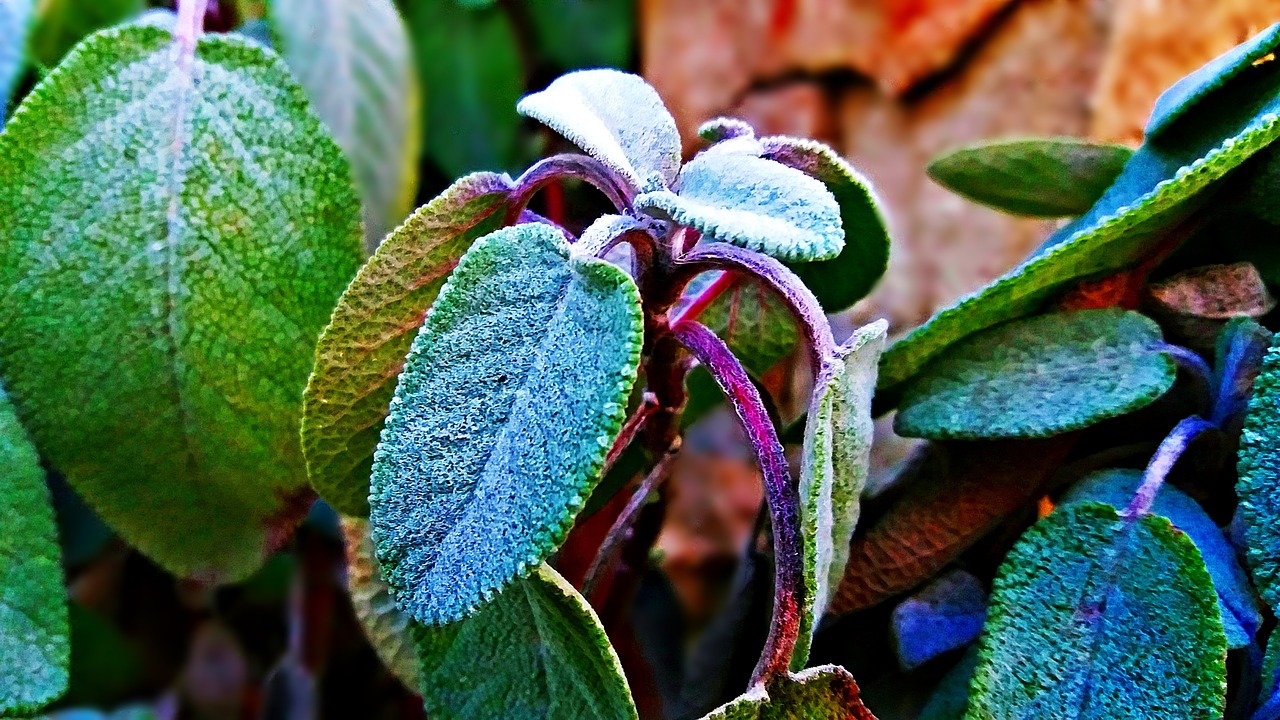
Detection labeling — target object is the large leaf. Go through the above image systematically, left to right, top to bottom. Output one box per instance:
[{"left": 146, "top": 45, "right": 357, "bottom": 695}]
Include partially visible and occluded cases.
[
  {"left": 0, "top": 0, "right": 32, "bottom": 126},
  {"left": 267, "top": 0, "right": 420, "bottom": 247},
  {"left": 525, "top": 0, "right": 633, "bottom": 71},
  {"left": 0, "top": 25, "right": 364, "bottom": 580},
  {"left": 879, "top": 26, "right": 1280, "bottom": 392},
  {"left": 517, "top": 68, "right": 680, "bottom": 193},
  {"left": 927, "top": 138, "right": 1133, "bottom": 217},
  {"left": 302, "top": 172, "right": 515, "bottom": 516},
  {"left": 370, "top": 223, "right": 643, "bottom": 624},
  {"left": 895, "top": 309, "right": 1175, "bottom": 439},
  {"left": 792, "top": 320, "right": 886, "bottom": 669},
  {"left": 1237, "top": 333, "right": 1280, "bottom": 610},
  {"left": 0, "top": 386, "right": 68, "bottom": 715},
  {"left": 967, "top": 503, "right": 1227, "bottom": 719},
  {"left": 340, "top": 516, "right": 417, "bottom": 690},
  {"left": 413, "top": 563, "right": 637, "bottom": 720},
  {"left": 701, "top": 665, "right": 876, "bottom": 719}
]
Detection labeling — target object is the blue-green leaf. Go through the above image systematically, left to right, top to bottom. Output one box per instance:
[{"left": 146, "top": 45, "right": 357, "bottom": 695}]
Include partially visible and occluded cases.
[
  {"left": 0, "top": 0, "right": 33, "bottom": 127},
  {"left": 370, "top": 223, "right": 643, "bottom": 624},
  {"left": 1237, "top": 333, "right": 1280, "bottom": 610}
]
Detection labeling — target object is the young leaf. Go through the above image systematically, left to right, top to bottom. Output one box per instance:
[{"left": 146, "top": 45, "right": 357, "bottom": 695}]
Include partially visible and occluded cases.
[
  {"left": 0, "top": 0, "right": 32, "bottom": 126},
  {"left": 267, "top": 0, "right": 421, "bottom": 247},
  {"left": 0, "top": 25, "right": 363, "bottom": 580},
  {"left": 517, "top": 68, "right": 680, "bottom": 193},
  {"left": 927, "top": 138, "right": 1133, "bottom": 218},
  {"left": 635, "top": 149, "right": 844, "bottom": 262},
  {"left": 303, "top": 172, "right": 515, "bottom": 517},
  {"left": 369, "top": 223, "right": 643, "bottom": 624},
  {"left": 895, "top": 309, "right": 1175, "bottom": 439},
  {"left": 792, "top": 320, "right": 887, "bottom": 670},
  {"left": 1237, "top": 333, "right": 1280, "bottom": 610},
  {"left": 0, "top": 386, "right": 68, "bottom": 715},
  {"left": 967, "top": 503, "right": 1227, "bottom": 719},
  {"left": 340, "top": 516, "right": 418, "bottom": 690},
  {"left": 413, "top": 563, "right": 638, "bottom": 720},
  {"left": 891, "top": 570, "right": 987, "bottom": 671},
  {"left": 701, "top": 665, "right": 876, "bottom": 719}
]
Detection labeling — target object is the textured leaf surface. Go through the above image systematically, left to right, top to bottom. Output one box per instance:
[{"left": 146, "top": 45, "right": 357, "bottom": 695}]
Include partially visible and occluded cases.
[
  {"left": 0, "top": 0, "right": 32, "bottom": 127},
  {"left": 268, "top": 0, "right": 420, "bottom": 246},
  {"left": 0, "top": 26, "right": 363, "bottom": 580},
  {"left": 518, "top": 68, "right": 679, "bottom": 193},
  {"left": 927, "top": 138, "right": 1133, "bottom": 217},
  {"left": 636, "top": 149, "right": 843, "bottom": 262},
  {"left": 303, "top": 172, "right": 514, "bottom": 516},
  {"left": 370, "top": 223, "right": 643, "bottom": 624},
  {"left": 895, "top": 309, "right": 1174, "bottom": 439},
  {"left": 793, "top": 320, "right": 886, "bottom": 669},
  {"left": 1237, "top": 333, "right": 1280, "bottom": 610},
  {"left": 0, "top": 386, "right": 68, "bottom": 714},
  {"left": 1063, "top": 469, "right": 1261, "bottom": 648},
  {"left": 967, "top": 503, "right": 1227, "bottom": 719},
  {"left": 340, "top": 516, "right": 417, "bottom": 690},
  {"left": 412, "top": 563, "right": 637, "bottom": 720},
  {"left": 891, "top": 570, "right": 987, "bottom": 671},
  {"left": 1260, "top": 627, "right": 1280, "bottom": 718},
  {"left": 701, "top": 665, "right": 876, "bottom": 719}
]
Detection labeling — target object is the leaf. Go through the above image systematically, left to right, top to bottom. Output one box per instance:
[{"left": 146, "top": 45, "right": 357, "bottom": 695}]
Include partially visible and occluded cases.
[
  {"left": 0, "top": 0, "right": 32, "bottom": 126},
  {"left": 29, "top": 0, "right": 142, "bottom": 67},
  {"left": 267, "top": 0, "right": 421, "bottom": 247},
  {"left": 525, "top": 0, "right": 634, "bottom": 71},
  {"left": 0, "top": 25, "right": 364, "bottom": 580},
  {"left": 518, "top": 68, "right": 680, "bottom": 193},
  {"left": 927, "top": 138, "right": 1133, "bottom": 217},
  {"left": 636, "top": 149, "right": 844, "bottom": 262},
  {"left": 303, "top": 172, "right": 515, "bottom": 516},
  {"left": 369, "top": 222, "right": 643, "bottom": 624},
  {"left": 896, "top": 309, "right": 1174, "bottom": 439},
  {"left": 1212, "top": 316, "right": 1272, "bottom": 431},
  {"left": 792, "top": 320, "right": 886, "bottom": 669},
  {"left": 1236, "top": 332, "right": 1280, "bottom": 610},
  {"left": 0, "top": 386, "right": 68, "bottom": 715},
  {"left": 1062, "top": 469, "right": 1261, "bottom": 649},
  {"left": 967, "top": 503, "right": 1227, "bottom": 719},
  {"left": 340, "top": 516, "right": 418, "bottom": 690},
  {"left": 412, "top": 563, "right": 638, "bottom": 720},
  {"left": 891, "top": 570, "right": 987, "bottom": 671},
  {"left": 1260, "top": 628, "right": 1280, "bottom": 718},
  {"left": 918, "top": 646, "right": 979, "bottom": 720},
  {"left": 700, "top": 665, "right": 876, "bottom": 719}
]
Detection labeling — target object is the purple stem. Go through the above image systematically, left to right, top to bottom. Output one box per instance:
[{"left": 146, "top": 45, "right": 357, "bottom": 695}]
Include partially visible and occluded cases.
[
  {"left": 175, "top": 0, "right": 209, "bottom": 53},
  {"left": 507, "top": 154, "right": 634, "bottom": 222},
  {"left": 671, "top": 320, "right": 803, "bottom": 686},
  {"left": 1159, "top": 343, "right": 1214, "bottom": 415},
  {"left": 1124, "top": 416, "right": 1215, "bottom": 518}
]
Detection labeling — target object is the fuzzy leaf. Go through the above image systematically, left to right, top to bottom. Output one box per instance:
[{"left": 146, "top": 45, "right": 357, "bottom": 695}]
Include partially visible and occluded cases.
[
  {"left": 0, "top": 0, "right": 32, "bottom": 126},
  {"left": 268, "top": 0, "right": 420, "bottom": 247},
  {"left": 0, "top": 25, "right": 363, "bottom": 580},
  {"left": 518, "top": 68, "right": 680, "bottom": 193},
  {"left": 927, "top": 138, "right": 1133, "bottom": 217},
  {"left": 636, "top": 150, "right": 843, "bottom": 262},
  {"left": 303, "top": 172, "right": 515, "bottom": 516},
  {"left": 369, "top": 223, "right": 643, "bottom": 624},
  {"left": 895, "top": 309, "right": 1175, "bottom": 439},
  {"left": 792, "top": 320, "right": 886, "bottom": 669},
  {"left": 1237, "top": 333, "right": 1280, "bottom": 610},
  {"left": 0, "top": 386, "right": 68, "bottom": 715},
  {"left": 1063, "top": 470, "right": 1261, "bottom": 649},
  {"left": 967, "top": 503, "right": 1227, "bottom": 719},
  {"left": 340, "top": 517, "right": 418, "bottom": 690},
  {"left": 413, "top": 563, "right": 638, "bottom": 720},
  {"left": 891, "top": 570, "right": 987, "bottom": 671},
  {"left": 701, "top": 665, "right": 876, "bottom": 719}
]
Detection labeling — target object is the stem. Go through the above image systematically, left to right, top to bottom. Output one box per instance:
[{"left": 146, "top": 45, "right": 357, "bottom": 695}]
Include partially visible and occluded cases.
[
  {"left": 175, "top": 0, "right": 209, "bottom": 53},
  {"left": 507, "top": 154, "right": 634, "bottom": 223},
  {"left": 672, "top": 271, "right": 739, "bottom": 326},
  {"left": 671, "top": 320, "right": 803, "bottom": 686},
  {"left": 1160, "top": 343, "right": 1214, "bottom": 415},
  {"left": 602, "top": 393, "right": 659, "bottom": 475},
  {"left": 1124, "top": 416, "right": 1215, "bottom": 518}
]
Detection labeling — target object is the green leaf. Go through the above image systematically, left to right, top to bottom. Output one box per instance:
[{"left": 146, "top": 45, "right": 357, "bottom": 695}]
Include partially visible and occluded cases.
[
  {"left": 0, "top": 0, "right": 33, "bottom": 126},
  {"left": 30, "top": 0, "right": 142, "bottom": 67},
  {"left": 267, "top": 0, "right": 421, "bottom": 247},
  {"left": 525, "top": 0, "right": 634, "bottom": 71},
  {"left": 0, "top": 25, "right": 364, "bottom": 580},
  {"left": 518, "top": 68, "right": 681, "bottom": 193},
  {"left": 927, "top": 138, "right": 1133, "bottom": 217},
  {"left": 636, "top": 147, "right": 844, "bottom": 262},
  {"left": 303, "top": 172, "right": 515, "bottom": 516},
  {"left": 369, "top": 223, "right": 643, "bottom": 624},
  {"left": 895, "top": 309, "right": 1174, "bottom": 439},
  {"left": 792, "top": 320, "right": 886, "bottom": 670},
  {"left": 1237, "top": 332, "right": 1280, "bottom": 610},
  {"left": 0, "top": 386, "right": 68, "bottom": 715},
  {"left": 967, "top": 502, "right": 1227, "bottom": 719},
  {"left": 340, "top": 516, "right": 418, "bottom": 690},
  {"left": 413, "top": 563, "right": 638, "bottom": 720},
  {"left": 1260, "top": 627, "right": 1280, "bottom": 715},
  {"left": 701, "top": 665, "right": 876, "bottom": 719}
]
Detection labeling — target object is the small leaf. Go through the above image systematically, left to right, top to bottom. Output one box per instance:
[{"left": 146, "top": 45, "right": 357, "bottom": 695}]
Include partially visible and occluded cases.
[
  {"left": 0, "top": 0, "right": 33, "bottom": 127},
  {"left": 268, "top": 0, "right": 421, "bottom": 247},
  {"left": 525, "top": 0, "right": 634, "bottom": 71},
  {"left": 518, "top": 68, "right": 680, "bottom": 193},
  {"left": 927, "top": 138, "right": 1133, "bottom": 218},
  {"left": 636, "top": 149, "right": 843, "bottom": 262},
  {"left": 303, "top": 172, "right": 515, "bottom": 516},
  {"left": 370, "top": 223, "right": 643, "bottom": 624},
  {"left": 896, "top": 309, "right": 1175, "bottom": 440},
  {"left": 792, "top": 320, "right": 886, "bottom": 669},
  {"left": 1236, "top": 333, "right": 1280, "bottom": 610},
  {"left": 0, "top": 386, "right": 68, "bottom": 715},
  {"left": 1062, "top": 469, "right": 1262, "bottom": 649},
  {"left": 967, "top": 503, "right": 1227, "bottom": 719},
  {"left": 339, "top": 516, "right": 418, "bottom": 690},
  {"left": 413, "top": 563, "right": 638, "bottom": 720},
  {"left": 891, "top": 570, "right": 987, "bottom": 671},
  {"left": 918, "top": 646, "right": 978, "bottom": 720},
  {"left": 701, "top": 665, "right": 876, "bottom": 719}
]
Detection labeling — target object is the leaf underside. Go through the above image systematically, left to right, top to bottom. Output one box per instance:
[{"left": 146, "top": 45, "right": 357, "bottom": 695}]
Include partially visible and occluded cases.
[
  {"left": 1236, "top": 333, "right": 1280, "bottom": 610},
  {"left": 340, "top": 516, "right": 419, "bottom": 691},
  {"left": 702, "top": 665, "right": 876, "bottom": 719}
]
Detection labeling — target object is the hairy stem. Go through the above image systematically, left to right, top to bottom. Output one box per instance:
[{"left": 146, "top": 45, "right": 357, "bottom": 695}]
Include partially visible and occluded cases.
[
  {"left": 175, "top": 0, "right": 209, "bottom": 53},
  {"left": 507, "top": 154, "right": 634, "bottom": 223},
  {"left": 671, "top": 320, "right": 803, "bottom": 686},
  {"left": 1160, "top": 343, "right": 1214, "bottom": 415},
  {"left": 602, "top": 393, "right": 659, "bottom": 476},
  {"left": 1125, "top": 416, "right": 1216, "bottom": 518}
]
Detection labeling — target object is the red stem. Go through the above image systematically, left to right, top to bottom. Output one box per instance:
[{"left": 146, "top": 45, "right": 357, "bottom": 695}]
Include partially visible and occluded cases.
[{"left": 505, "top": 154, "right": 634, "bottom": 224}]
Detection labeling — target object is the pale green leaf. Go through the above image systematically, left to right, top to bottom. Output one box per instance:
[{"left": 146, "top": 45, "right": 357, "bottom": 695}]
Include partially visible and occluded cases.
[
  {"left": 0, "top": 0, "right": 33, "bottom": 127},
  {"left": 267, "top": 0, "right": 420, "bottom": 248},
  {"left": 0, "top": 25, "right": 364, "bottom": 580},
  {"left": 303, "top": 172, "right": 515, "bottom": 516},
  {"left": 369, "top": 223, "right": 643, "bottom": 624},
  {"left": 895, "top": 309, "right": 1175, "bottom": 439},
  {"left": 1236, "top": 333, "right": 1280, "bottom": 610},
  {"left": 967, "top": 503, "right": 1227, "bottom": 719},
  {"left": 340, "top": 516, "right": 418, "bottom": 690},
  {"left": 701, "top": 665, "right": 875, "bottom": 719}
]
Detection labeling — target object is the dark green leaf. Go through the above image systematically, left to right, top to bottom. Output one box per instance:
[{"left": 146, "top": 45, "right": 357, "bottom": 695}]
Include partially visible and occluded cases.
[
  {"left": 0, "top": 0, "right": 32, "bottom": 126},
  {"left": 30, "top": 0, "right": 142, "bottom": 67},
  {"left": 526, "top": 0, "right": 634, "bottom": 71},
  {"left": 369, "top": 223, "right": 643, "bottom": 624},
  {"left": 1237, "top": 333, "right": 1280, "bottom": 610},
  {"left": 701, "top": 665, "right": 875, "bottom": 719}
]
